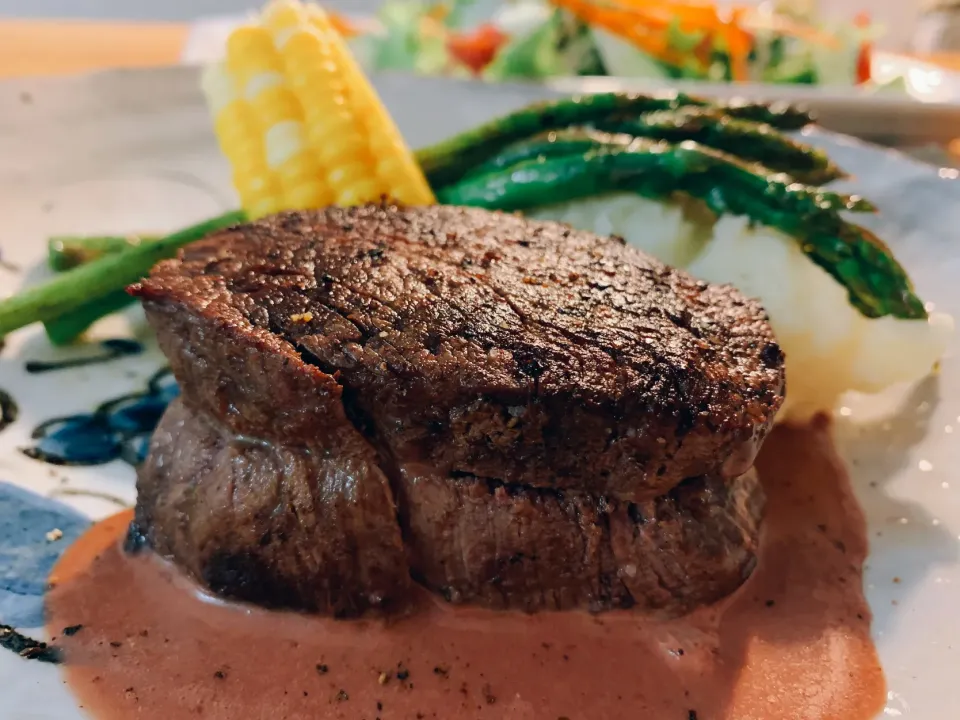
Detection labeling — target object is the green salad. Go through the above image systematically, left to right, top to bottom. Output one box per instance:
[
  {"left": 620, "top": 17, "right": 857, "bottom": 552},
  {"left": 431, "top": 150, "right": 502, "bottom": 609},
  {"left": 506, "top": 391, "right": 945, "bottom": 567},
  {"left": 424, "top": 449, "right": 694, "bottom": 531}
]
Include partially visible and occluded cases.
[{"left": 348, "top": 0, "right": 888, "bottom": 88}]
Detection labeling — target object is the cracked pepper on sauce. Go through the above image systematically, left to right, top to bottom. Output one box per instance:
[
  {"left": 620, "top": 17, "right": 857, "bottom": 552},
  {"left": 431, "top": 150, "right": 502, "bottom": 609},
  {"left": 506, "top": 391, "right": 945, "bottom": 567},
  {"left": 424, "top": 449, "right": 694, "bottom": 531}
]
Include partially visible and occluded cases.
[{"left": 46, "top": 421, "right": 884, "bottom": 720}]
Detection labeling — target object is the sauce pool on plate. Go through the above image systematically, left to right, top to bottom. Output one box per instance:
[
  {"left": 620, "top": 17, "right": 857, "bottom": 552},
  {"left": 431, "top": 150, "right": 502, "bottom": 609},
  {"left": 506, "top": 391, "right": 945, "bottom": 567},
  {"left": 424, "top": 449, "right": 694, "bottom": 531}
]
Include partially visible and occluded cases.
[{"left": 46, "top": 420, "right": 885, "bottom": 720}]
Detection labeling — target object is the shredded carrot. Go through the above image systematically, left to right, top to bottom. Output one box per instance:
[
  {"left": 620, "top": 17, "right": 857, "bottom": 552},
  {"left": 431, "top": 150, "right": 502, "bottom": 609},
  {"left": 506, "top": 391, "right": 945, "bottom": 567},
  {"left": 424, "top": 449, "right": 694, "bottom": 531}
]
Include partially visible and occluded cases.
[
  {"left": 551, "top": 0, "right": 712, "bottom": 70},
  {"left": 551, "top": 0, "right": 850, "bottom": 80},
  {"left": 554, "top": 0, "right": 721, "bottom": 32},
  {"left": 632, "top": 1, "right": 723, "bottom": 30},
  {"left": 721, "top": 7, "right": 751, "bottom": 82},
  {"left": 328, "top": 10, "right": 361, "bottom": 38},
  {"left": 853, "top": 12, "right": 873, "bottom": 84}
]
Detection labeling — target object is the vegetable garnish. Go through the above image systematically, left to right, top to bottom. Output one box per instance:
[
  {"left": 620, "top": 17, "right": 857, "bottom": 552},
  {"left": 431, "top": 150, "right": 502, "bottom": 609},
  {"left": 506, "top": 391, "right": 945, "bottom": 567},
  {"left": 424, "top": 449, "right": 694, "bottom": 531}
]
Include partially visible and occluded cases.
[
  {"left": 203, "top": 0, "right": 434, "bottom": 220},
  {"left": 359, "top": 0, "right": 878, "bottom": 86},
  {"left": 362, "top": 0, "right": 882, "bottom": 87},
  {"left": 550, "top": 0, "right": 736, "bottom": 78},
  {"left": 551, "top": 0, "right": 847, "bottom": 83},
  {"left": 0, "top": 1, "right": 924, "bottom": 346},
  {"left": 484, "top": 7, "right": 605, "bottom": 81},
  {"left": 446, "top": 24, "right": 509, "bottom": 75},
  {"left": 0, "top": 88, "right": 913, "bottom": 345},
  {"left": 416, "top": 90, "right": 814, "bottom": 188},
  {"left": 595, "top": 106, "right": 843, "bottom": 185},
  {"left": 461, "top": 129, "right": 870, "bottom": 213},
  {"left": 435, "top": 132, "right": 921, "bottom": 320},
  {"left": 0, "top": 212, "right": 245, "bottom": 343},
  {"left": 48, "top": 234, "right": 158, "bottom": 273},
  {"left": 43, "top": 291, "right": 140, "bottom": 348}
]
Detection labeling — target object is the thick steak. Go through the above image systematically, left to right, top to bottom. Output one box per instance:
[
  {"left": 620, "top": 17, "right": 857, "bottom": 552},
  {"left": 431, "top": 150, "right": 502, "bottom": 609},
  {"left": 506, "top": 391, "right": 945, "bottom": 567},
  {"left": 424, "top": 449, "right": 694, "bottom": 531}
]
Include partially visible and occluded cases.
[
  {"left": 130, "top": 204, "right": 783, "bottom": 616},
  {"left": 133, "top": 204, "right": 784, "bottom": 501},
  {"left": 131, "top": 398, "right": 408, "bottom": 617},
  {"left": 135, "top": 399, "right": 763, "bottom": 616},
  {"left": 398, "top": 463, "right": 763, "bottom": 614}
]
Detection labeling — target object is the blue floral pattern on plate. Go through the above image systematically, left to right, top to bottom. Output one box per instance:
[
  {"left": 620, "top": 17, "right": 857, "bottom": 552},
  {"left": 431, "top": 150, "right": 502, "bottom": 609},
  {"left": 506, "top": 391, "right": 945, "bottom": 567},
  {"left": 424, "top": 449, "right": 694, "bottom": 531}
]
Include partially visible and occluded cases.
[
  {"left": 23, "top": 368, "right": 179, "bottom": 467},
  {"left": 0, "top": 482, "right": 90, "bottom": 628}
]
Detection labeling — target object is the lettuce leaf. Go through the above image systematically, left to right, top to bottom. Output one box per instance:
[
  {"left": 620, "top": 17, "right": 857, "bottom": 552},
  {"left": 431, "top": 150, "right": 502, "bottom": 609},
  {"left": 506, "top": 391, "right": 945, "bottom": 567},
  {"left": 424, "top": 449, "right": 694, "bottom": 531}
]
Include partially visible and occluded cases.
[
  {"left": 367, "top": 0, "right": 427, "bottom": 72},
  {"left": 484, "top": 9, "right": 604, "bottom": 81}
]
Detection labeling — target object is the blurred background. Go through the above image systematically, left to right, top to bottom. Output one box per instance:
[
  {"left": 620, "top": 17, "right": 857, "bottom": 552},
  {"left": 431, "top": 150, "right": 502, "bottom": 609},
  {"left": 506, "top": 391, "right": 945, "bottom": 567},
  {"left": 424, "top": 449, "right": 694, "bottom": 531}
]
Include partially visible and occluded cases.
[
  {"left": 0, "top": 0, "right": 923, "bottom": 49},
  {"left": 0, "top": 0, "right": 379, "bottom": 17},
  {"left": 1, "top": 0, "right": 952, "bottom": 285},
  {"left": 1, "top": 0, "right": 958, "bottom": 162},
  {"left": 0, "top": 1, "right": 930, "bottom": 50},
  {"left": 0, "top": 1, "right": 944, "bottom": 64}
]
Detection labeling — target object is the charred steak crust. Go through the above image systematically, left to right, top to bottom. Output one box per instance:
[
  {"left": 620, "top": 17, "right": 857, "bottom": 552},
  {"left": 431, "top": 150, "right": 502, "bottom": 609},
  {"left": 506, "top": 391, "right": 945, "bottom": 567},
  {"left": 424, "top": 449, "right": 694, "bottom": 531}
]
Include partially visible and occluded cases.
[{"left": 133, "top": 204, "right": 784, "bottom": 501}]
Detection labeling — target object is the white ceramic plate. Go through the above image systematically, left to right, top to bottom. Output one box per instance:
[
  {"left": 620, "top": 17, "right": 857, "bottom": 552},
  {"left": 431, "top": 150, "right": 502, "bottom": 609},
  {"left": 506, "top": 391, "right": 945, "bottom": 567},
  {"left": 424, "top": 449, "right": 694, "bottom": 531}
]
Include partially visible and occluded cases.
[{"left": 0, "top": 68, "right": 958, "bottom": 719}]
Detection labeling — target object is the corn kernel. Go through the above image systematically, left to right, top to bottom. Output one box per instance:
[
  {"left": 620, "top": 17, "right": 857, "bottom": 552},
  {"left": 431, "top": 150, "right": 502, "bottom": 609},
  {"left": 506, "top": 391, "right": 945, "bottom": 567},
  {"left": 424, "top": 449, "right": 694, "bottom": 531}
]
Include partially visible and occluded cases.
[{"left": 203, "top": 0, "right": 435, "bottom": 219}]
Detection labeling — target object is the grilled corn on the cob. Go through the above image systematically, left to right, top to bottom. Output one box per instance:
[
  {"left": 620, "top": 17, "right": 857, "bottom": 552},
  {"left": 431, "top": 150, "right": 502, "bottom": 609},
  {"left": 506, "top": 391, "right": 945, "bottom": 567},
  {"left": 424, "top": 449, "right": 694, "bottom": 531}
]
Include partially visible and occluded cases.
[{"left": 202, "top": 0, "right": 434, "bottom": 219}]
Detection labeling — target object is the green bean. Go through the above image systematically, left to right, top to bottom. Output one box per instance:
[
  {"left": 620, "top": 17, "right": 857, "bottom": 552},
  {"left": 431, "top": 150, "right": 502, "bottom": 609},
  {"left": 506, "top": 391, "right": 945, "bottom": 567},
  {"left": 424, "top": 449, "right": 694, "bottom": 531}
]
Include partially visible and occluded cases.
[
  {"left": 415, "top": 91, "right": 813, "bottom": 187},
  {"left": 719, "top": 98, "right": 814, "bottom": 129},
  {"left": 597, "top": 106, "right": 844, "bottom": 185},
  {"left": 462, "top": 130, "right": 872, "bottom": 215},
  {"left": 462, "top": 131, "right": 615, "bottom": 179},
  {"left": 438, "top": 139, "right": 695, "bottom": 209},
  {"left": 666, "top": 140, "right": 873, "bottom": 215},
  {"left": 436, "top": 142, "right": 922, "bottom": 320},
  {"left": 708, "top": 184, "right": 924, "bottom": 319},
  {"left": 0, "top": 210, "right": 245, "bottom": 338},
  {"left": 48, "top": 234, "right": 157, "bottom": 272},
  {"left": 43, "top": 290, "right": 136, "bottom": 346}
]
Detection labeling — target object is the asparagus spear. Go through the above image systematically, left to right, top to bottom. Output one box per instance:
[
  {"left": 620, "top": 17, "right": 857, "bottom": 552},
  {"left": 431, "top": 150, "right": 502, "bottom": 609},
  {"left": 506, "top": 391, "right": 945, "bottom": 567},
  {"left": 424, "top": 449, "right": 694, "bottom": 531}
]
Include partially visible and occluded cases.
[
  {"left": 416, "top": 91, "right": 814, "bottom": 187},
  {"left": 720, "top": 98, "right": 814, "bottom": 129},
  {"left": 596, "top": 106, "right": 843, "bottom": 185},
  {"left": 461, "top": 130, "right": 874, "bottom": 215},
  {"left": 462, "top": 131, "right": 605, "bottom": 179},
  {"left": 436, "top": 141, "right": 922, "bottom": 320},
  {"left": 720, "top": 189, "right": 926, "bottom": 322},
  {"left": 0, "top": 210, "right": 245, "bottom": 339},
  {"left": 48, "top": 234, "right": 157, "bottom": 272},
  {"left": 43, "top": 235, "right": 163, "bottom": 343},
  {"left": 43, "top": 290, "right": 135, "bottom": 346}
]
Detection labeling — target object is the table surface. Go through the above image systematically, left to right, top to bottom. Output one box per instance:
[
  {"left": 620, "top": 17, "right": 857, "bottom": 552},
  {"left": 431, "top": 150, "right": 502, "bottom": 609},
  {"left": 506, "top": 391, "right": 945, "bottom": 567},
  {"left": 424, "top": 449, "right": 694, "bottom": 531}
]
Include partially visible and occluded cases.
[{"left": 0, "top": 20, "right": 187, "bottom": 78}]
